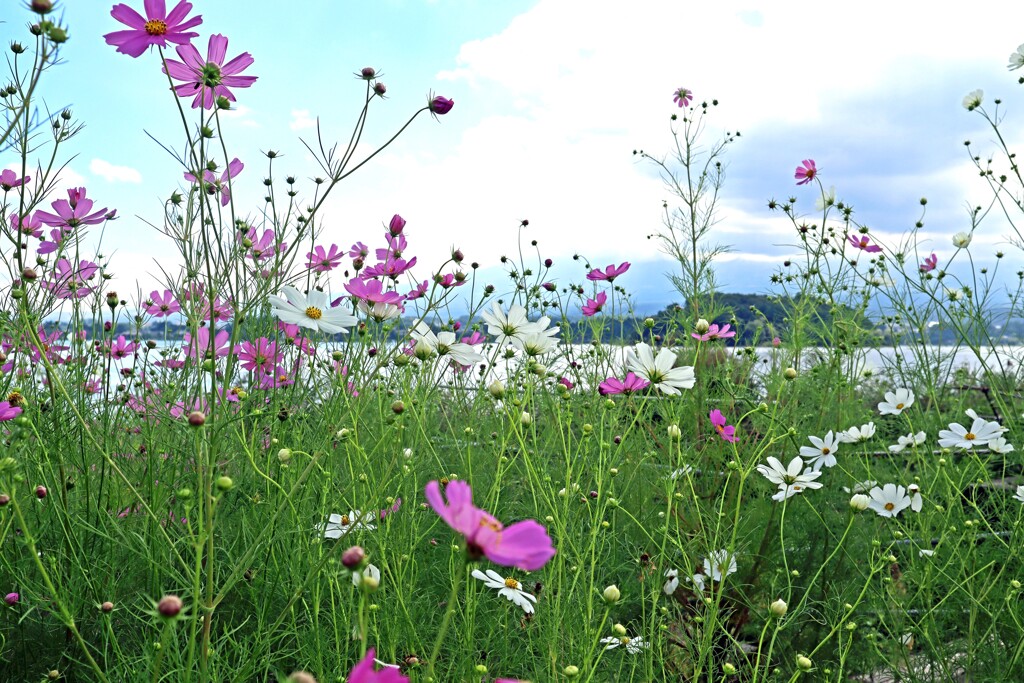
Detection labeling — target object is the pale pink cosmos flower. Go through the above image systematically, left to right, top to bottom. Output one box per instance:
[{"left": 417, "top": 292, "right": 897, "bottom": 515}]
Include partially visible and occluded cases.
[
  {"left": 104, "top": 0, "right": 203, "bottom": 58},
  {"left": 164, "top": 34, "right": 257, "bottom": 109},
  {"left": 673, "top": 87, "right": 693, "bottom": 107},
  {"left": 184, "top": 158, "right": 243, "bottom": 206},
  {"left": 794, "top": 159, "right": 818, "bottom": 185},
  {"left": 0, "top": 169, "right": 29, "bottom": 191},
  {"left": 10, "top": 212, "right": 42, "bottom": 238},
  {"left": 36, "top": 228, "right": 68, "bottom": 255},
  {"left": 848, "top": 235, "right": 882, "bottom": 253},
  {"left": 349, "top": 241, "right": 370, "bottom": 260},
  {"left": 920, "top": 253, "right": 937, "bottom": 272},
  {"left": 42, "top": 258, "right": 99, "bottom": 299},
  {"left": 587, "top": 262, "right": 630, "bottom": 282},
  {"left": 344, "top": 277, "right": 405, "bottom": 307},
  {"left": 582, "top": 291, "right": 607, "bottom": 317},
  {"left": 692, "top": 323, "right": 735, "bottom": 342},
  {"left": 184, "top": 327, "right": 232, "bottom": 359},
  {"left": 109, "top": 335, "right": 138, "bottom": 360},
  {"left": 599, "top": 372, "right": 650, "bottom": 395},
  {"left": 709, "top": 409, "right": 738, "bottom": 443},
  {"left": 425, "top": 479, "right": 556, "bottom": 571},
  {"left": 346, "top": 647, "right": 407, "bottom": 682}
]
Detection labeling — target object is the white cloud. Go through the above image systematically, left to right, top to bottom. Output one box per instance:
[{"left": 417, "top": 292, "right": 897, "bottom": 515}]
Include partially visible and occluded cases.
[
  {"left": 219, "top": 104, "right": 259, "bottom": 128},
  {"left": 290, "top": 109, "right": 317, "bottom": 131},
  {"left": 90, "top": 158, "right": 142, "bottom": 184}
]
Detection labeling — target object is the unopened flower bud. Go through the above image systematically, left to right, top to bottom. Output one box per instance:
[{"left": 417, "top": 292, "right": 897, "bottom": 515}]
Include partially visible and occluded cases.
[
  {"left": 373, "top": 82, "right": 387, "bottom": 96},
  {"left": 695, "top": 318, "right": 710, "bottom": 334},
  {"left": 784, "top": 367, "right": 798, "bottom": 380},
  {"left": 488, "top": 380, "right": 505, "bottom": 399},
  {"left": 391, "top": 400, "right": 405, "bottom": 415},
  {"left": 187, "top": 410, "right": 206, "bottom": 426},
  {"left": 520, "top": 411, "right": 532, "bottom": 426},
  {"left": 667, "top": 424, "right": 682, "bottom": 439},
  {"left": 277, "top": 448, "right": 292, "bottom": 464},
  {"left": 215, "top": 476, "right": 233, "bottom": 492},
  {"left": 35, "top": 485, "right": 47, "bottom": 499},
  {"left": 0, "top": 494, "right": 9, "bottom": 506},
  {"left": 849, "top": 494, "right": 870, "bottom": 511},
  {"left": 341, "top": 546, "right": 366, "bottom": 569},
  {"left": 602, "top": 585, "right": 621, "bottom": 604},
  {"left": 4, "top": 592, "right": 19, "bottom": 605},
  {"left": 157, "top": 595, "right": 183, "bottom": 618},
  {"left": 770, "top": 599, "right": 788, "bottom": 618},
  {"left": 101, "top": 601, "right": 114, "bottom": 613},
  {"left": 612, "top": 623, "right": 627, "bottom": 636},
  {"left": 797, "top": 655, "right": 812, "bottom": 671},
  {"left": 723, "top": 663, "right": 737, "bottom": 675},
  {"left": 563, "top": 665, "right": 579, "bottom": 677},
  {"left": 287, "top": 673, "right": 318, "bottom": 683}
]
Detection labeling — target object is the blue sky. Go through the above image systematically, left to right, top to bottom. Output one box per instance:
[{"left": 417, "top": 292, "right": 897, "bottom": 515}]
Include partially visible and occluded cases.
[{"left": 6, "top": 1, "right": 1024, "bottom": 313}]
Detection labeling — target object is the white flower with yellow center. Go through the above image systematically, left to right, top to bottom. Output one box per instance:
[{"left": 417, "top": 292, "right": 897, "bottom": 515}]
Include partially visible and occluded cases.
[
  {"left": 269, "top": 286, "right": 357, "bottom": 334},
  {"left": 410, "top": 321, "right": 485, "bottom": 367},
  {"left": 626, "top": 342, "right": 695, "bottom": 395},
  {"left": 878, "top": 387, "right": 915, "bottom": 415},
  {"left": 937, "top": 417, "right": 1004, "bottom": 450},
  {"left": 837, "top": 422, "right": 876, "bottom": 444},
  {"left": 799, "top": 431, "right": 839, "bottom": 471},
  {"left": 888, "top": 432, "right": 926, "bottom": 454},
  {"left": 866, "top": 483, "right": 912, "bottom": 518},
  {"left": 319, "top": 510, "right": 376, "bottom": 539},
  {"left": 704, "top": 550, "right": 737, "bottom": 582},
  {"left": 472, "top": 568, "right": 537, "bottom": 613},
  {"left": 600, "top": 635, "right": 649, "bottom": 654}
]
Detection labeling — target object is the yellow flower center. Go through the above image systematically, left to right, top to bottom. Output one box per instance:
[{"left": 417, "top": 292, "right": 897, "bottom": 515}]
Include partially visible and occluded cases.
[
  {"left": 144, "top": 19, "right": 168, "bottom": 36},
  {"left": 305, "top": 306, "right": 323, "bottom": 320},
  {"left": 7, "top": 391, "right": 24, "bottom": 407},
  {"left": 896, "top": 402, "right": 904, "bottom": 409},
  {"left": 965, "top": 432, "right": 976, "bottom": 440},
  {"left": 821, "top": 447, "right": 830, "bottom": 455},
  {"left": 884, "top": 502, "right": 895, "bottom": 511},
  {"left": 340, "top": 515, "right": 350, "bottom": 526},
  {"left": 504, "top": 577, "right": 519, "bottom": 589},
  {"left": 620, "top": 637, "right": 631, "bottom": 646}
]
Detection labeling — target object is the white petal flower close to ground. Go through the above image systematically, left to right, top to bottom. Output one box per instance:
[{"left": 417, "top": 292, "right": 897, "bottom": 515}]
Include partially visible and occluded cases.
[
  {"left": 269, "top": 286, "right": 357, "bottom": 334},
  {"left": 480, "top": 301, "right": 541, "bottom": 349},
  {"left": 410, "top": 321, "right": 485, "bottom": 367},
  {"left": 625, "top": 342, "right": 695, "bottom": 395},
  {"left": 878, "top": 388, "right": 915, "bottom": 416},
  {"left": 937, "top": 418, "right": 1005, "bottom": 450},
  {"left": 837, "top": 422, "right": 876, "bottom": 444},
  {"left": 800, "top": 431, "right": 839, "bottom": 471},
  {"left": 888, "top": 432, "right": 927, "bottom": 453},
  {"left": 756, "top": 456, "right": 822, "bottom": 501},
  {"left": 867, "top": 484, "right": 912, "bottom": 518},
  {"left": 320, "top": 510, "right": 377, "bottom": 539},
  {"left": 704, "top": 550, "right": 737, "bottom": 582},
  {"left": 352, "top": 563, "right": 381, "bottom": 587},
  {"left": 472, "top": 568, "right": 538, "bottom": 614},
  {"left": 663, "top": 569, "right": 679, "bottom": 595},
  {"left": 600, "top": 635, "right": 649, "bottom": 654}
]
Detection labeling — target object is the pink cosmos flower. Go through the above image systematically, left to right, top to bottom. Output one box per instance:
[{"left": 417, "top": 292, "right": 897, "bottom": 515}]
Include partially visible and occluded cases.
[
  {"left": 104, "top": 0, "right": 203, "bottom": 58},
  {"left": 164, "top": 34, "right": 257, "bottom": 110},
  {"left": 673, "top": 87, "right": 693, "bottom": 107},
  {"left": 428, "top": 95, "right": 454, "bottom": 116},
  {"left": 184, "top": 158, "right": 243, "bottom": 207},
  {"left": 794, "top": 159, "right": 818, "bottom": 185},
  {"left": 0, "top": 169, "right": 29, "bottom": 191},
  {"left": 36, "top": 188, "right": 109, "bottom": 230},
  {"left": 10, "top": 212, "right": 43, "bottom": 238},
  {"left": 388, "top": 214, "right": 406, "bottom": 236},
  {"left": 36, "top": 228, "right": 68, "bottom": 255},
  {"left": 244, "top": 228, "right": 286, "bottom": 261},
  {"left": 375, "top": 234, "right": 408, "bottom": 261},
  {"left": 848, "top": 235, "right": 882, "bottom": 253},
  {"left": 349, "top": 241, "right": 370, "bottom": 260},
  {"left": 307, "top": 244, "right": 344, "bottom": 272},
  {"left": 920, "top": 253, "right": 937, "bottom": 272},
  {"left": 362, "top": 256, "right": 417, "bottom": 279},
  {"left": 42, "top": 258, "right": 99, "bottom": 299},
  {"left": 587, "top": 262, "right": 631, "bottom": 282},
  {"left": 435, "top": 272, "right": 464, "bottom": 289},
  {"left": 345, "top": 277, "right": 405, "bottom": 306},
  {"left": 405, "top": 280, "right": 430, "bottom": 301},
  {"left": 144, "top": 289, "right": 180, "bottom": 317},
  {"left": 582, "top": 291, "right": 607, "bottom": 317},
  {"left": 200, "top": 296, "right": 233, "bottom": 323},
  {"left": 278, "top": 322, "right": 315, "bottom": 356},
  {"left": 692, "top": 323, "right": 736, "bottom": 342},
  {"left": 184, "top": 327, "right": 232, "bottom": 359},
  {"left": 109, "top": 335, "right": 138, "bottom": 360},
  {"left": 772, "top": 336, "right": 781, "bottom": 347},
  {"left": 237, "top": 337, "right": 278, "bottom": 374},
  {"left": 257, "top": 365, "right": 295, "bottom": 389},
  {"left": 599, "top": 372, "right": 650, "bottom": 395},
  {"left": 559, "top": 376, "right": 574, "bottom": 391},
  {"left": 0, "top": 401, "right": 22, "bottom": 421},
  {"left": 709, "top": 409, "right": 738, "bottom": 443},
  {"left": 425, "top": 479, "right": 556, "bottom": 571},
  {"left": 380, "top": 498, "right": 402, "bottom": 520},
  {"left": 347, "top": 648, "right": 408, "bottom": 683}
]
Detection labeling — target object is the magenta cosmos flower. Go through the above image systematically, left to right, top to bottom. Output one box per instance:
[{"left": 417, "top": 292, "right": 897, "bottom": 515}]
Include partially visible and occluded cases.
[
  {"left": 104, "top": 0, "right": 202, "bottom": 58},
  {"left": 164, "top": 34, "right": 256, "bottom": 109},
  {"left": 673, "top": 87, "right": 693, "bottom": 107},
  {"left": 428, "top": 95, "right": 454, "bottom": 116},
  {"left": 184, "top": 158, "right": 243, "bottom": 206},
  {"left": 794, "top": 159, "right": 818, "bottom": 185},
  {"left": 0, "top": 169, "right": 29, "bottom": 191},
  {"left": 36, "top": 188, "right": 109, "bottom": 231},
  {"left": 848, "top": 234, "right": 882, "bottom": 253},
  {"left": 306, "top": 244, "right": 344, "bottom": 272},
  {"left": 920, "top": 252, "right": 937, "bottom": 272},
  {"left": 587, "top": 262, "right": 630, "bottom": 282},
  {"left": 144, "top": 289, "right": 180, "bottom": 317},
  {"left": 582, "top": 291, "right": 607, "bottom": 317},
  {"left": 692, "top": 323, "right": 735, "bottom": 342},
  {"left": 599, "top": 372, "right": 650, "bottom": 395},
  {"left": 0, "top": 401, "right": 22, "bottom": 422},
  {"left": 709, "top": 409, "right": 738, "bottom": 443},
  {"left": 425, "top": 479, "right": 556, "bottom": 571},
  {"left": 347, "top": 648, "right": 407, "bottom": 683}
]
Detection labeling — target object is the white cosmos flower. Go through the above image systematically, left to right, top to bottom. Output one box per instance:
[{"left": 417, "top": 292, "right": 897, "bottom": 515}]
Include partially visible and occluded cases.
[
  {"left": 1010, "top": 43, "right": 1024, "bottom": 71},
  {"left": 962, "top": 90, "right": 983, "bottom": 112},
  {"left": 815, "top": 185, "right": 836, "bottom": 212},
  {"left": 952, "top": 231, "right": 973, "bottom": 248},
  {"left": 269, "top": 286, "right": 358, "bottom": 334},
  {"left": 358, "top": 300, "right": 402, "bottom": 322},
  {"left": 480, "top": 302, "right": 540, "bottom": 349},
  {"left": 410, "top": 321, "right": 485, "bottom": 367},
  {"left": 626, "top": 342, "right": 695, "bottom": 395},
  {"left": 878, "top": 388, "right": 915, "bottom": 415},
  {"left": 937, "top": 418, "right": 1005, "bottom": 450},
  {"left": 837, "top": 422, "right": 876, "bottom": 444},
  {"left": 800, "top": 431, "right": 839, "bottom": 471},
  {"left": 888, "top": 432, "right": 927, "bottom": 453},
  {"left": 988, "top": 436, "right": 1015, "bottom": 454},
  {"left": 756, "top": 457, "right": 822, "bottom": 502},
  {"left": 842, "top": 480, "right": 878, "bottom": 494},
  {"left": 867, "top": 484, "right": 912, "bottom": 518},
  {"left": 907, "top": 484, "right": 923, "bottom": 513},
  {"left": 1014, "top": 485, "right": 1024, "bottom": 504},
  {"left": 320, "top": 510, "right": 376, "bottom": 539},
  {"left": 919, "top": 548, "right": 935, "bottom": 558},
  {"left": 704, "top": 550, "right": 737, "bottom": 582},
  {"left": 352, "top": 563, "right": 381, "bottom": 587},
  {"left": 472, "top": 569, "right": 537, "bottom": 613},
  {"left": 663, "top": 569, "right": 679, "bottom": 595},
  {"left": 686, "top": 573, "right": 706, "bottom": 594},
  {"left": 600, "top": 635, "right": 649, "bottom": 654}
]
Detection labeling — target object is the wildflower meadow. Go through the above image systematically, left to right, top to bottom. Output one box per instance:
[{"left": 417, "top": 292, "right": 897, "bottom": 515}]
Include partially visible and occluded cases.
[{"left": 3, "top": 2, "right": 1024, "bottom": 681}]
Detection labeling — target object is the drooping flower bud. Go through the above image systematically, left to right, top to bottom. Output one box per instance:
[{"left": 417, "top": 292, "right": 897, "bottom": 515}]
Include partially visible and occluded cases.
[{"left": 428, "top": 95, "right": 454, "bottom": 115}]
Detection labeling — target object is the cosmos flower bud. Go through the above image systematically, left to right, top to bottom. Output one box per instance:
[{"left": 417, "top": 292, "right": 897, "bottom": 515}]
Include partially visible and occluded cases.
[
  {"left": 360, "top": 67, "right": 376, "bottom": 79},
  {"left": 373, "top": 82, "right": 387, "bottom": 96},
  {"left": 428, "top": 95, "right": 454, "bottom": 115},
  {"left": 388, "top": 214, "right": 406, "bottom": 236},
  {"left": 695, "top": 318, "right": 710, "bottom": 334},
  {"left": 784, "top": 367, "right": 798, "bottom": 380},
  {"left": 187, "top": 411, "right": 206, "bottom": 427},
  {"left": 520, "top": 411, "right": 532, "bottom": 426},
  {"left": 667, "top": 424, "right": 682, "bottom": 439},
  {"left": 215, "top": 476, "right": 234, "bottom": 492},
  {"left": 35, "top": 485, "right": 47, "bottom": 499},
  {"left": 849, "top": 494, "right": 870, "bottom": 511},
  {"left": 341, "top": 546, "right": 366, "bottom": 569},
  {"left": 602, "top": 585, "right": 621, "bottom": 604},
  {"left": 4, "top": 592, "right": 19, "bottom": 606},
  {"left": 157, "top": 595, "right": 183, "bottom": 618},
  {"left": 770, "top": 599, "right": 788, "bottom": 618},
  {"left": 101, "top": 601, "right": 114, "bottom": 613},
  {"left": 612, "top": 623, "right": 627, "bottom": 636},
  {"left": 797, "top": 655, "right": 812, "bottom": 671},
  {"left": 723, "top": 663, "right": 738, "bottom": 676},
  {"left": 564, "top": 665, "right": 580, "bottom": 677},
  {"left": 287, "top": 673, "right": 318, "bottom": 683}
]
